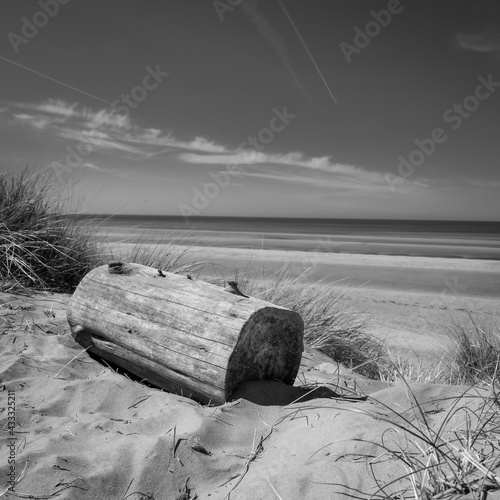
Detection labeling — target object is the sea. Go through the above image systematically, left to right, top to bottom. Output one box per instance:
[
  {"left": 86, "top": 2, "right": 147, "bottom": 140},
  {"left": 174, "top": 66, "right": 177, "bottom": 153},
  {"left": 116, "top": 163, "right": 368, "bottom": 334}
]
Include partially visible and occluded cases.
[{"left": 86, "top": 215, "right": 500, "bottom": 260}]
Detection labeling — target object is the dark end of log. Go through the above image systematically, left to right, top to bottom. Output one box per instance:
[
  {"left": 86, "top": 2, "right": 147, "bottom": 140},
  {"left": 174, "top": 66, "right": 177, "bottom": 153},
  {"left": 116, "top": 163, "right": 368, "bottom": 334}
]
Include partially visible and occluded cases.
[{"left": 225, "top": 308, "right": 304, "bottom": 399}]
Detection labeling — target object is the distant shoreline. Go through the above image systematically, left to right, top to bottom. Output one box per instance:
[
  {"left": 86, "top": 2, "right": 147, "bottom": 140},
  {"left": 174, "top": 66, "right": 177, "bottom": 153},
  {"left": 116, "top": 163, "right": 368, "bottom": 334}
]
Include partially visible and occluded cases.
[
  {"left": 72, "top": 213, "right": 500, "bottom": 224},
  {"left": 97, "top": 226, "right": 500, "bottom": 261}
]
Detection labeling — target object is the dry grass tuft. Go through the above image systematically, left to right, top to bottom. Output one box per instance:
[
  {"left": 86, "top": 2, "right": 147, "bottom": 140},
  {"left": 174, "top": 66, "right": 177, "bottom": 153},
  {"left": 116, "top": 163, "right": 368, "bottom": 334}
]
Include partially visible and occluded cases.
[
  {"left": 0, "top": 168, "right": 101, "bottom": 292},
  {"left": 442, "top": 310, "right": 500, "bottom": 386},
  {"left": 339, "top": 372, "right": 500, "bottom": 499}
]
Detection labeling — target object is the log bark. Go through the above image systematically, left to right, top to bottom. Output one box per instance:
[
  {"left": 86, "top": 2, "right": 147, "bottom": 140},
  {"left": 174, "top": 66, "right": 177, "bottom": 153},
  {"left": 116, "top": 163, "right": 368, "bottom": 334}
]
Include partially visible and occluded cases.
[{"left": 67, "top": 263, "right": 304, "bottom": 404}]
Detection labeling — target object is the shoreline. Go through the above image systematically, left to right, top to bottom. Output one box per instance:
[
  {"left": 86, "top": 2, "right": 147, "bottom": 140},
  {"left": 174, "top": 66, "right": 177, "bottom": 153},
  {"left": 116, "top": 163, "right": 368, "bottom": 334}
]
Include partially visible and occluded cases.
[{"left": 96, "top": 228, "right": 500, "bottom": 261}]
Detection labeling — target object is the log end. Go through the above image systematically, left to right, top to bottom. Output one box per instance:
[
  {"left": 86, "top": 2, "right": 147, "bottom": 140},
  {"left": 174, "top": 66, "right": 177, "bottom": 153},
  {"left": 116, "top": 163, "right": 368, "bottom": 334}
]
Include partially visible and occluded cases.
[{"left": 225, "top": 307, "right": 304, "bottom": 399}]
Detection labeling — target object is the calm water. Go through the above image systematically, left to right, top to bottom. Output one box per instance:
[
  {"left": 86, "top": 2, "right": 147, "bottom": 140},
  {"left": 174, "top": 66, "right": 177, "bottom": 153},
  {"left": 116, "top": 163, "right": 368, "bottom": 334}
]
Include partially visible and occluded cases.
[{"left": 84, "top": 215, "right": 500, "bottom": 260}]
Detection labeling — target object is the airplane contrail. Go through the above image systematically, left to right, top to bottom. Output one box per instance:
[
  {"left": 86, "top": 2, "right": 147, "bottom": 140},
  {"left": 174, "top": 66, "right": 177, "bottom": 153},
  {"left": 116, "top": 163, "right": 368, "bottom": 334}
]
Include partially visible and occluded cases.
[{"left": 276, "top": 0, "right": 338, "bottom": 105}]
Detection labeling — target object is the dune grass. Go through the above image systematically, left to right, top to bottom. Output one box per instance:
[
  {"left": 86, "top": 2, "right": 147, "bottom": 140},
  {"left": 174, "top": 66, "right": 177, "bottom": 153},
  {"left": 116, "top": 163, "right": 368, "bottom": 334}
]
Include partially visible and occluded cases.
[
  {"left": 0, "top": 169, "right": 101, "bottom": 292},
  {"left": 107, "top": 234, "right": 203, "bottom": 277},
  {"left": 443, "top": 310, "right": 500, "bottom": 386},
  {"left": 329, "top": 373, "right": 500, "bottom": 499}
]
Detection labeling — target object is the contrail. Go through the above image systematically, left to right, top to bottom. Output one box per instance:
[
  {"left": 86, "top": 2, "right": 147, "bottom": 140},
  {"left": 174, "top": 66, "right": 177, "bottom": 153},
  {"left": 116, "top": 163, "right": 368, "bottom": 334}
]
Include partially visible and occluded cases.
[
  {"left": 241, "top": 0, "right": 312, "bottom": 101},
  {"left": 276, "top": 0, "right": 338, "bottom": 105},
  {"left": 0, "top": 55, "right": 112, "bottom": 105}
]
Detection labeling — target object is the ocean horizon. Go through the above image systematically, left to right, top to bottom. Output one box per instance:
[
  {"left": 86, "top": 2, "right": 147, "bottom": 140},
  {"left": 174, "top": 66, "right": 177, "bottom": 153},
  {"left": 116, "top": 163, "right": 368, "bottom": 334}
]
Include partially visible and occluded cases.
[{"left": 78, "top": 215, "right": 500, "bottom": 260}]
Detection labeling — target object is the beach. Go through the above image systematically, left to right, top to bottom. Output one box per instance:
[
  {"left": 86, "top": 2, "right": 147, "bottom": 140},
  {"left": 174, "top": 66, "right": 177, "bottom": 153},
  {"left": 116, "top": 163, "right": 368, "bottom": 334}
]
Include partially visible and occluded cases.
[
  {"left": 2, "top": 217, "right": 500, "bottom": 498},
  {"left": 108, "top": 240, "right": 500, "bottom": 364},
  {"left": 0, "top": 285, "right": 496, "bottom": 499},
  {"left": 0, "top": 288, "right": 491, "bottom": 500}
]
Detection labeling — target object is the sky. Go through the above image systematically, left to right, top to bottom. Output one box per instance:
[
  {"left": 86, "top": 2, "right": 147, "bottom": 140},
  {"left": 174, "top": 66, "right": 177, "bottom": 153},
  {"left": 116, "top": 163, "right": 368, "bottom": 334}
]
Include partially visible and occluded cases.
[{"left": 0, "top": 0, "right": 499, "bottom": 220}]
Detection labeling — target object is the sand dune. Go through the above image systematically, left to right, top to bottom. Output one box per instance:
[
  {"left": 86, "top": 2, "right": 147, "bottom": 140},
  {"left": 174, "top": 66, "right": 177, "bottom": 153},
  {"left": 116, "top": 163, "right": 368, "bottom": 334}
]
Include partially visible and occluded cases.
[{"left": 1, "top": 288, "right": 497, "bottom": 499}]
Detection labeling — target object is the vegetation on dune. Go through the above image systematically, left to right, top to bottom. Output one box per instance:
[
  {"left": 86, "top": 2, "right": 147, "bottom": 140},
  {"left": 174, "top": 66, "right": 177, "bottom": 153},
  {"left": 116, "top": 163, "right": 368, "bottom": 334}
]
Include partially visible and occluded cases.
[
  {"left": 0, "top": 168, "right": 100, "bottom": 293},
  {"left": 109, "top": 233, "right": 202, "bottom": 276},
  {"left": 444, "top": 310, "right": 500, "bottom": 386},
  {"left": 337, "top": 374, "right": 500, "bottom": 499}
]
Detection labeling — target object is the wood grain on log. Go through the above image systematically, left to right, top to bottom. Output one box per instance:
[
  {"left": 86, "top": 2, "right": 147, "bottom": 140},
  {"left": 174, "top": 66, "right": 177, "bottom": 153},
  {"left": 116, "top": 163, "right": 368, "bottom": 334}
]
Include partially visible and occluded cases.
[{"left": 67, "top": 263, "right": 304, "bottom": 404}]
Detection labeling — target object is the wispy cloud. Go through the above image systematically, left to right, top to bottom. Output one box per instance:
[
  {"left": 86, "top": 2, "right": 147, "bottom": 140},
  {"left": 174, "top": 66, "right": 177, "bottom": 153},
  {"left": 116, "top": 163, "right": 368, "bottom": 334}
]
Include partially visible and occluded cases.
[
  {"left": 453, "top": 29, "right": 500, "bottom": 61},
  {"left": 5, "top": 98, "right": 429, "bottom": 195},
  {"left": 6, "top": 99, "right": 228, "bottom": 157},
  {"left": 16, "top": 99, "right": 132, "bottom": 130},
  {"left": 36, "top": 99, "right": 79, "bottom": 117},
  {"left": 13, "top": 112, "right": 59, "bottom": 130},
  {"left": 58, "top": 128, "right": 142, "bottom": 155},
  {"left": 122, "top": 130, "right": 228, "bottom": 153},
  {"left": 180, "top": 149, "right": 428, "bottom": 192},
  {"left": 81, "top": 162, "right": 141, "bottom": 180},
  {"left": 83, "top": 162, "right": 107, "bottom": 171},
  {"left": 237, "top": 169, "right": 423, "bottom": 194},
  {"left": 465, "top": 178, "right": 500, "bottom": 189}
]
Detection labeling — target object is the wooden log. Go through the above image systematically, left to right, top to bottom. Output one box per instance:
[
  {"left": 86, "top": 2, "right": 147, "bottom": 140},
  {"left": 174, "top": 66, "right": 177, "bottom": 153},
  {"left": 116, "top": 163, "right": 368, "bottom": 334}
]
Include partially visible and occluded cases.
[{"left": 67, "top": 263, "right": 304, "bottom": 405}]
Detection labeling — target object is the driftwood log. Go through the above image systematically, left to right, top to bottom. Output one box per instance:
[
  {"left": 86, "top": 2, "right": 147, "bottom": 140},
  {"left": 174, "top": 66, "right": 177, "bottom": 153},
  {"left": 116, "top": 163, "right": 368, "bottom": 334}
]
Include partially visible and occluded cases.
[{"left": 67, "top": 263, "right": 304, "bottom": 404}]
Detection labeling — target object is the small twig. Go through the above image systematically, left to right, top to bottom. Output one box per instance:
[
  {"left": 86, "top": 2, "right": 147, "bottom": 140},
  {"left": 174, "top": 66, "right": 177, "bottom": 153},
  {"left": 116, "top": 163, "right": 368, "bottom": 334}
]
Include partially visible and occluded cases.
[{"left": 127, "top": 395, "right": 151, "bottom": 409}]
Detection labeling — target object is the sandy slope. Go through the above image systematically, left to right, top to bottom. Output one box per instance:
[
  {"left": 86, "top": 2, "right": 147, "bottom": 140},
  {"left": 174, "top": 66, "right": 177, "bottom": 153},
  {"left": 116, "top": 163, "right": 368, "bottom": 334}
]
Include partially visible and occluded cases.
[{"left": 1, "top": 289, "right": 498, "bottom": 499}]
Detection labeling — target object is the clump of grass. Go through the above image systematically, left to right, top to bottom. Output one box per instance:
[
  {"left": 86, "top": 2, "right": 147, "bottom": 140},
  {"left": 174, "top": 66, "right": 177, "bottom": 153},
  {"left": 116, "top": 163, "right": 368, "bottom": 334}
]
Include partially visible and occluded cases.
[
  {"left": 0, "top": 168, "right": 100, "bottom": 292},
  {"left": 107, "top": 233, "right": 202, "bottom": 276},
  {"left": 222, "top": 263, "right": 391, "bottom": 379},
  {"left": 443, "top": 310, "right": 500, "bottom": 386},
  {"left": 380, "top": 355, "right": 454, "bottom": 385},
  {"left": 337, "top": 370, "right": 500, "bottom": 499}
]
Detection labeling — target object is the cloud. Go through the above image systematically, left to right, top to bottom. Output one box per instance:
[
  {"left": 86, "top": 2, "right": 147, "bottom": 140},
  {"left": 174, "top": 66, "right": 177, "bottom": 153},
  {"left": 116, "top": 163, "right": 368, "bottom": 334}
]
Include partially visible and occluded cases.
[
  {"left": 453, "top": 30, "right": 500, "bottom": 61},
  {"left": 6, "top": 99, "right": 428, "bottom": 195},
  {"left": 7, "top": 99, "right": 228, "bottom": 157},
  {"left": 13, "top": 99, "right": 132, "bottom": 130},
  {"left": 36, "top": 99, "right": 79, "bottom": 117},
  {"left": 83, "top": 108, "right": 131, "bottom": 130},
  {"left": 13, "top": 113, "right": 33, "bottom": 120},
  {"left": 14, "top": 113, "right": 55, "bottom": 130},
  {"left": 58, "top": 128, "right": 142, "bottom": 155},
  {"left": 122, "top": 131, "right": 228, "bottom": 153},
  {"left": 179, "top": 149, "right": 428, "bottom": 193},
  {"left": 180, "top": 150, "right": 369, "bottom": 177},
  {"left": 82, "top": 162, "right": 107, "bottom": 172},
  {"left": 466, "top": 178, "right": 500, "bottom": 189}
]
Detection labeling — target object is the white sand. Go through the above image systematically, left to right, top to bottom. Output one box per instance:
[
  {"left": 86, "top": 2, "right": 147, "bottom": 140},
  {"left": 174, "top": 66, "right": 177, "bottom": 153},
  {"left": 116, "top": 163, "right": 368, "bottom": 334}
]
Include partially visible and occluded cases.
[{"left": 1, "top": 290, "right": 494, "bottom": 499}]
